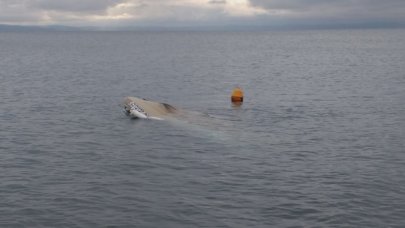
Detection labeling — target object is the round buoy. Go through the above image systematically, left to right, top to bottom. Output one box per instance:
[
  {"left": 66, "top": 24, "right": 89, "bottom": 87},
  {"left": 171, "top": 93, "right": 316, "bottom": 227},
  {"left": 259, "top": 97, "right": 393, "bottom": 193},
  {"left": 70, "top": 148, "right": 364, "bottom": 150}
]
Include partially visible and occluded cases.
[{"left": 231, "top": 87, "right": 244, "bottom": 103}]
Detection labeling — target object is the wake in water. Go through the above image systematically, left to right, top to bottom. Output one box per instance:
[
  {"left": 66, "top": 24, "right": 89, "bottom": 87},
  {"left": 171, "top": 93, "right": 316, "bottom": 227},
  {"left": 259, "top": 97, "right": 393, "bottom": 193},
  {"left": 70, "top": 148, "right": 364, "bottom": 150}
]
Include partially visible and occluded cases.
[
  {"left": 121, "top": 96, "right": 278, "bottom": 148},
  {"left": 122, "top": 96, "right": 246, "bottom": 142}
]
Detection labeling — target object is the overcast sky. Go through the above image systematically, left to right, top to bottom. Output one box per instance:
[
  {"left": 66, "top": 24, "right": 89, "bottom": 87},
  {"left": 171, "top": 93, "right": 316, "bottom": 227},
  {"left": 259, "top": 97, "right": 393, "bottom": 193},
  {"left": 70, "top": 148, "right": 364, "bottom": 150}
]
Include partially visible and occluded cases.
[{"left": 1, "top": 0, "right": 404, "bottom": 28}]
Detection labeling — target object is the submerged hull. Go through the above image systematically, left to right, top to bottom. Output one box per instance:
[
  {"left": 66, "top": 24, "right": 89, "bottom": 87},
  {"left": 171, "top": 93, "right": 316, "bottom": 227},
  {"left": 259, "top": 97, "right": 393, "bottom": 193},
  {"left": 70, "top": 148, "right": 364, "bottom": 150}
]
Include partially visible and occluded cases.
[{"left": 123, "top": 96, "right": 178, "bottom": 120}]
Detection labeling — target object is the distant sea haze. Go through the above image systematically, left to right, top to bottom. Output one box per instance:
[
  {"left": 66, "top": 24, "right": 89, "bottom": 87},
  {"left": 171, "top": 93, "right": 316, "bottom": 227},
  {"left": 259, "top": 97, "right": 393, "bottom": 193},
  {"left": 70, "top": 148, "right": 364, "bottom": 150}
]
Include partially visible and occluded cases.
[
  {"left": 1, "top": 21, "right": 405, "bottom": 32},
  {"left": 0, "top": 29, "right": 404, "bottom": 227}
]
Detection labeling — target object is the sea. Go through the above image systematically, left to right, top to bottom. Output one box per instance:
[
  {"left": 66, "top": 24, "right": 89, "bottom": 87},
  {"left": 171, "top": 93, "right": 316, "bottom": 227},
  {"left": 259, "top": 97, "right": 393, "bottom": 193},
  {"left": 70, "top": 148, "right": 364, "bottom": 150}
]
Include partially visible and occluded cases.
[{"left": 1, "top": 29, "right": 404, "bottom": 227}]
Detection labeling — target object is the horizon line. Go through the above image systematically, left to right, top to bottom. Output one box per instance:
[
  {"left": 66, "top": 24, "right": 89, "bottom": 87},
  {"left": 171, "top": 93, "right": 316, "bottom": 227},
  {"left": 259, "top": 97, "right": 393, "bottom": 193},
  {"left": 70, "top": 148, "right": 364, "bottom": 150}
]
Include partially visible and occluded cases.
[{"left": 1, "top": 23, "right": 404, "bottom": 32}]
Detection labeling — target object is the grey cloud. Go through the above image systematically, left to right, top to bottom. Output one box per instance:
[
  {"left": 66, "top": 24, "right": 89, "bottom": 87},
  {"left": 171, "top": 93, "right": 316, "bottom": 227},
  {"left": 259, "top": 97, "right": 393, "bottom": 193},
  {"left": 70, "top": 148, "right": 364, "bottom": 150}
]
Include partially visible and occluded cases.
[
  {"left": 0, "top": 0, "right": 404, "bottom": 28},
  {"left": 0, "top": 0, "right": 42, "bottom": 23},
  {"left": 29, "top": 0, "right": 123, "bottom": 12},
  {"left": 208, "top": 0, "right": 226, "bottom": 4},
  {"left": 249, "top": 0, "right": 405, "bottom": 19},
  {"left": 249, "top": 0, "right": 344, "bottom": 10}
]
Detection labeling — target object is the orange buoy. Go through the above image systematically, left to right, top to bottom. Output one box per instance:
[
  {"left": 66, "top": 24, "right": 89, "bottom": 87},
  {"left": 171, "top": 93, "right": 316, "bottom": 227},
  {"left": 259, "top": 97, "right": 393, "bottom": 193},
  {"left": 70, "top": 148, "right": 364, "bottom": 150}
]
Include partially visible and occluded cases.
[{"left": 231, "top": 87, "right": 244, "bottom": 103}]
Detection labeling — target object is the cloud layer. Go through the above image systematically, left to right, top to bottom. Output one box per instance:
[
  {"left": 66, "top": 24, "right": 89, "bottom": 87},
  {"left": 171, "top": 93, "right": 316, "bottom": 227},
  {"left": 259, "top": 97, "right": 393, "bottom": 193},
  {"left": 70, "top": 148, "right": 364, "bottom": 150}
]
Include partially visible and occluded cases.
[{"left": 0, "top": 0, "right": 404, "bottom": 28}]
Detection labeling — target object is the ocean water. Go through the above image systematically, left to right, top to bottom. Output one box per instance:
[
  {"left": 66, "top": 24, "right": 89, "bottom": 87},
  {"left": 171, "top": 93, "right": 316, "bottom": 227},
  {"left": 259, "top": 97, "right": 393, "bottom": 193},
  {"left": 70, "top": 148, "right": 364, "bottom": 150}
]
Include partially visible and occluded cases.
[{"left": 1, "top": 29, "right": 405, "bottom": 227}]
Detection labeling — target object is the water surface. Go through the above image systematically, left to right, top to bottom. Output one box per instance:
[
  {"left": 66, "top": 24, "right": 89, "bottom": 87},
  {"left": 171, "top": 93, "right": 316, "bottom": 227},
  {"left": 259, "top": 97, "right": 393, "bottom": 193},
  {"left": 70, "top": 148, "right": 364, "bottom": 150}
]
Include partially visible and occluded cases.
[{"left": 1, "top": 29, "right": 405, "bottom": 227}]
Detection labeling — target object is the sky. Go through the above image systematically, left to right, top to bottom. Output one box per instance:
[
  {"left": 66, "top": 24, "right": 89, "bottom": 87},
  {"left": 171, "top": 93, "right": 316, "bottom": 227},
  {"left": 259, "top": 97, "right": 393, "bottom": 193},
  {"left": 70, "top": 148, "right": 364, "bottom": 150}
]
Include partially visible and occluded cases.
[{"left": 0, "top": 0, "right": 404, "bottom": 29}]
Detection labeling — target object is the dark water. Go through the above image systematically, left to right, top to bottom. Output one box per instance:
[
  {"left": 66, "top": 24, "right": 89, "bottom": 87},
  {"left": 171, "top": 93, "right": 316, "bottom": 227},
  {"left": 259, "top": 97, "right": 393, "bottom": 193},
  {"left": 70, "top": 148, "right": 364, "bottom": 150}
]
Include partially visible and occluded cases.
[{"left": 1, "top": 29, "right": 405, "bottom": 227}]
